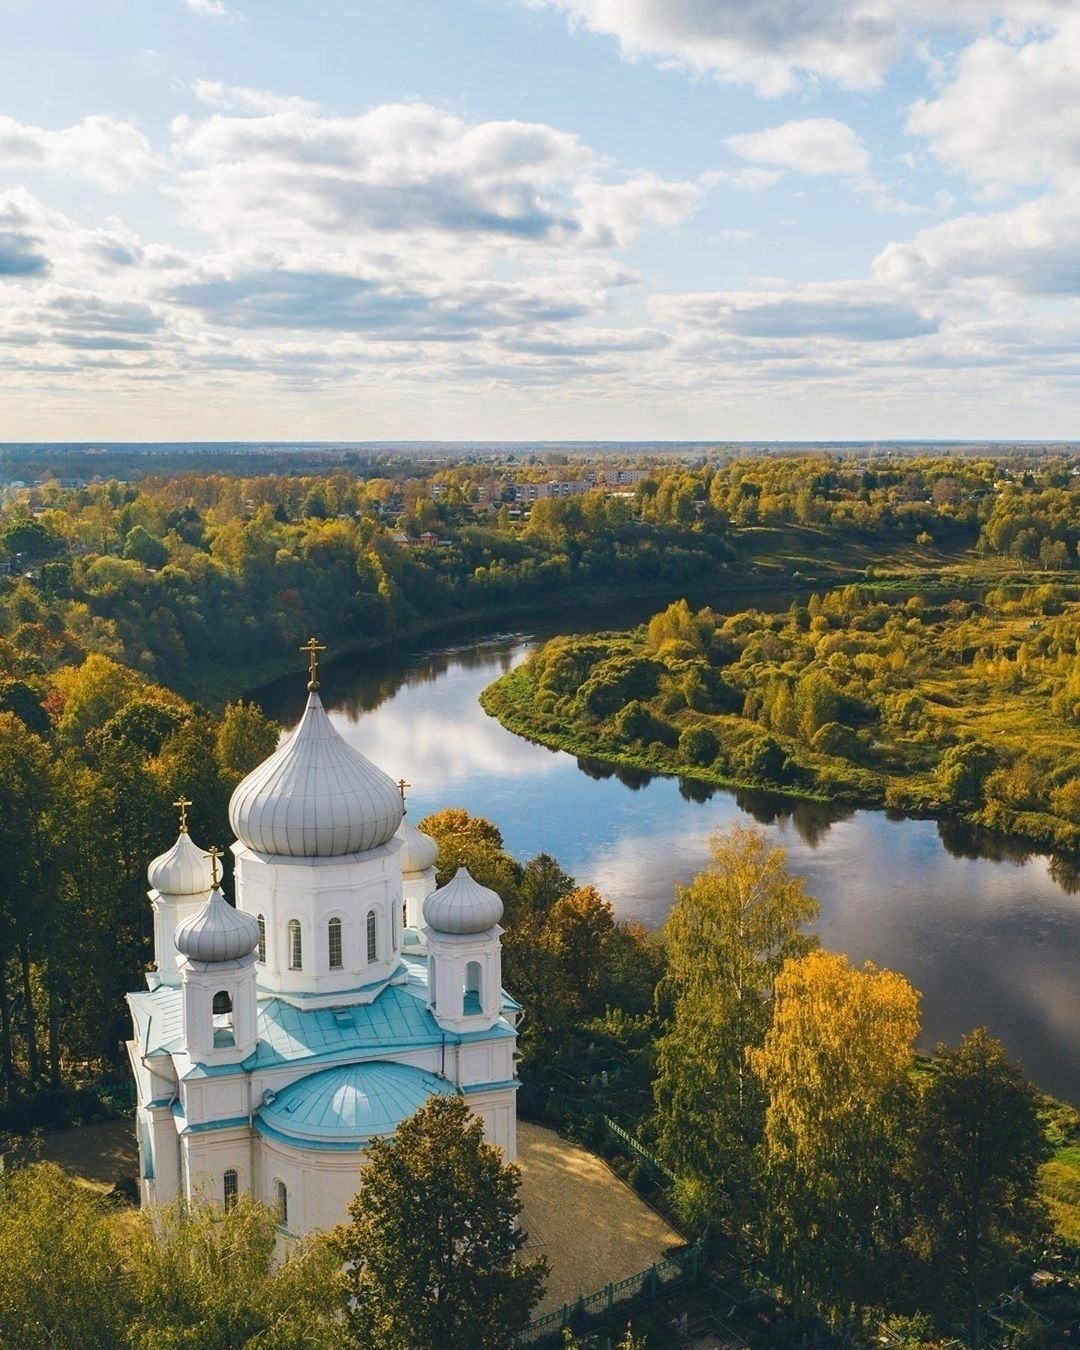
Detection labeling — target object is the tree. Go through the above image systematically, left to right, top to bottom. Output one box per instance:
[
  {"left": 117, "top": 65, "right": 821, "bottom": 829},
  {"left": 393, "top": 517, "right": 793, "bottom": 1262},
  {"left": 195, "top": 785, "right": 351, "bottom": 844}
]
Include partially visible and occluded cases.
[
  {"left": 122, "top": 525, "right": 169, "bottom": 570},
  {"left": 214, "top": 699, "right": 280, "bottom": 781},
  {"left": 653, "top": 826, "right": 819, "bottom": 1232},
  {"left": 750, "top": 951, "right": 920, "bottom": 1318},
  {"left": 906, "top": 1029, "right": 1050, "bottom": 1348},
  {"left": 336, "top": 1094, "right": 547, "bottom": 1350},
  {"left": 0, "top": 1162, "right": 126, "bottom": 1350},
  {"left": 125, "top": 1193, "right": 341, "bottom": 1350}
]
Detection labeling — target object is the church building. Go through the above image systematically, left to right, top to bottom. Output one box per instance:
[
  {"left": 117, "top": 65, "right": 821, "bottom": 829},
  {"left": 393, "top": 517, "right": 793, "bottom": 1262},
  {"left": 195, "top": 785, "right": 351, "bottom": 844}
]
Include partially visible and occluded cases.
[{"left": 126, "top": 641, "right": 520, "bottom": 1235}]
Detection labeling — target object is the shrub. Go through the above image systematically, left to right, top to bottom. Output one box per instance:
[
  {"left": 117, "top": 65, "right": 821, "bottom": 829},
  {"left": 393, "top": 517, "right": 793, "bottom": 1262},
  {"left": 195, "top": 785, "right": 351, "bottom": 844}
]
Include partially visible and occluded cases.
[{"left": 679, "top": 725, "right": 719, "bottom": 766}]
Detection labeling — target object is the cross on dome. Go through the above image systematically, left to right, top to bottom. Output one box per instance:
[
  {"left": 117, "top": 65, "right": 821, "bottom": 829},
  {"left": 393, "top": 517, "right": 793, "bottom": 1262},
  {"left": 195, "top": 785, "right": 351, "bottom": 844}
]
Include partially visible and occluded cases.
[
  {"left": 301, "top": 636, "right": 327, "bottom": 691},
  {"left": 397, "top": 778, "right": 410, "bottom": 810},
  {"left": 173, "top": 795, "right": 192, "bottom": 833},
  {"left": 204, "top": 846, "right": 223, "bottom": 888}
]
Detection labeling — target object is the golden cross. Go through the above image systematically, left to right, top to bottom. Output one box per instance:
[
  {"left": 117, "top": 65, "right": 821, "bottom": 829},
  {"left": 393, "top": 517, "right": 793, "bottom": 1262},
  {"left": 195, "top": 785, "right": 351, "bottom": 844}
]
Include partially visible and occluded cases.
[
  {"left": 300, "top": 636, "right": 327, "bottom": 691},
  {"left": 397, "top": 778, "right": 410, "bottom": 810},
  {"left": 173, "top": 795, "right": 192, "bottom": 833},
  {"left": 204, "top": 846, "right": 223, "bottom": 889}
]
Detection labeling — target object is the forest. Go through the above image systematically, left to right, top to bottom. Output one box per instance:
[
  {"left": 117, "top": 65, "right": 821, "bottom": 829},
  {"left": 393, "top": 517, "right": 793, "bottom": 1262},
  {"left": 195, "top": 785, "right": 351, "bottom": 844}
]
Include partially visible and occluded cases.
[{"left": 3, "top": 449, "right": 1080, "bottom": 1343}]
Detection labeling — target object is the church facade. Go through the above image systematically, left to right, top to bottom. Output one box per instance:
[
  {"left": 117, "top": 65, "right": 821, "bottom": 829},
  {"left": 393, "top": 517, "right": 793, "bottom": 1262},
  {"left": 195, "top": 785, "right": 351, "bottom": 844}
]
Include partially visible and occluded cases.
[{"left": 126, "top": 647, "right": 520, "bottom": 1236}]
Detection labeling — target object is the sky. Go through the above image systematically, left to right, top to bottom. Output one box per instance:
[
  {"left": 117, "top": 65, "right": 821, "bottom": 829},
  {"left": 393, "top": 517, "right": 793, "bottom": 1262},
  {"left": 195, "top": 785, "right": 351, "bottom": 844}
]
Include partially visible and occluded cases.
[{"left": 2, "top": 0, "right": 1080, "bottom": 442}]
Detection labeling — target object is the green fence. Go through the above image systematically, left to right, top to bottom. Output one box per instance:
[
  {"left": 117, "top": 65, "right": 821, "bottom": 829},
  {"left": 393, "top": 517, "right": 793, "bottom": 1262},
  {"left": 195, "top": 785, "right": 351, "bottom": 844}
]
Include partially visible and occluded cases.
[
  {"left": 601, "top": 1115, "right": 674, "bottom": 1183},
  {"left": 518, "top": 1241, "right": 703, "bottom": 1346}
]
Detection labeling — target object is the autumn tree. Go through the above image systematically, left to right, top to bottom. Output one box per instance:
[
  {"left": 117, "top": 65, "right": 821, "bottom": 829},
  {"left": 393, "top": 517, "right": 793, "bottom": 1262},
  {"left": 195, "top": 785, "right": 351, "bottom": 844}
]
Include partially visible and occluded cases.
[
  {"left": 214, "top": 699, "right": 281, "bottom": 782},
  {"left": 653, "top": 826, "right": 819, "bottom": 1232},
  {"left": 750, "top": 950, "right": 920, "bottom": 1318},
  {"left": 906, "top": 1029, "right": 1050, "bottom": 1348},
  {"left": 336, "top": 1094, "right": 546, "bottom": 1350},
  {"left": 0, "top": 1162, "right": 126, "bottom": 1350},
  {"left": 125, "top": 1193, "right": 341, "bottom": 1350}
]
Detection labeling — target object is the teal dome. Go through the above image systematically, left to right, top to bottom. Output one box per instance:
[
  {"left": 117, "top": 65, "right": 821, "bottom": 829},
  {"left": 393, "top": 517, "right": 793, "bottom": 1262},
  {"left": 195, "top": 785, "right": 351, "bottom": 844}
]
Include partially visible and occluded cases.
[{"left": 256, "top": 1062, "right": 455, "bottom": 1147}]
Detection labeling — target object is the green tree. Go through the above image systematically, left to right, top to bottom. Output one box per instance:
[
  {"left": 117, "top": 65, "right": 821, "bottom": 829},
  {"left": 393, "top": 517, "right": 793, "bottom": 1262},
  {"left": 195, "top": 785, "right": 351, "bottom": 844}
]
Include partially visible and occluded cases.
[
  {"left": 122, "top": 525, "right": 169, "bottom": 570},
  {"left": 214, "top": 699, "right": 281, "bottom": 781},
  {"left": 653, "top": 826, "right": 819, "bottom": 1232},
  {"left": 751, "top": 950, "right": 920, "bottom": 1318},
  {"left": 906, "top": 1029, "right": 1050, "bottom": 1348},
  {"left": 336, "top": 1094, "right": 547, "bottom": 1350},
  {"left": 0, "top": 1162, "right": 126, "bottom": 1350},
  {"left": 125, "top": 1194, "right": 341, "bottom": 1350}
]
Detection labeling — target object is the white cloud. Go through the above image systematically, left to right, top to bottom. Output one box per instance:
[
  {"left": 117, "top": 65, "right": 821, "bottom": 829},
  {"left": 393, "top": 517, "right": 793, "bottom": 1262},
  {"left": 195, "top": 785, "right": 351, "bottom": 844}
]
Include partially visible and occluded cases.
[
  {"left": 184, "top": 0, "right": 229, "bottom": 17},
  {"left": 527, "top": 0, "right": 1074, "bottom": 94},
  {"left": 907, "top": 16, "right": 1080, "bottom": 192},
  {"left": 191, "top": 80, "right": 316, "bottom": 115},
  {"left": 171, "top": 100, "right": 698, "bottom": 258},
  {"left": 0, "top": 114, "right": 156, "bottom": 191},
  {"left": 726, "top": 118, "right": 870, "bottom": 178},
  {"left": 874, "top": 192, "right": 1080, "bottom": 296},
  {"left": 654, "top": 280, "right": 939, "bottom": 344}
]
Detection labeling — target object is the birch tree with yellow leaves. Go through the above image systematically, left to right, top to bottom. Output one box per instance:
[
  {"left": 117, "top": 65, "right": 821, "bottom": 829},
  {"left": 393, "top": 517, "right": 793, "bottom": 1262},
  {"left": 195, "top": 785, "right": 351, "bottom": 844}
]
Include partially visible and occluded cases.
[{"left": 751, "top": 950, "right": 920, "bottom": 1320}]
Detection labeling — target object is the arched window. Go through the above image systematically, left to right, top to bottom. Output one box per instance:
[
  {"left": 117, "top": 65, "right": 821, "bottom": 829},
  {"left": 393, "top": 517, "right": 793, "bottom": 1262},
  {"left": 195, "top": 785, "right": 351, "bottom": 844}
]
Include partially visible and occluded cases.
[
  {"left": 366, "top": 910, "right": 377, "bottom": 963},
  {"left": 256, "top": 914, "right": 266, "bottom": 964},
  {"left": 328, "top": 916, "right": 343, "bottom": 970},
  {"left": 288, "top": 919, "right": 302, "bottom": 970},
  {"left": 427, "top": 956, "right": 437, "bottom": 1010},
  {"left": 465, "top": 961, "right": 483, "bottom": 1014},
  {"left": 212, "top": 990, "right": 235, "bottom": 1048},
  {"left": 223, "top": 1168, "right": 238, "bottom": 1211},
  {"left": 275, "top": 1179, "right": 288, "bottom": 1227}
]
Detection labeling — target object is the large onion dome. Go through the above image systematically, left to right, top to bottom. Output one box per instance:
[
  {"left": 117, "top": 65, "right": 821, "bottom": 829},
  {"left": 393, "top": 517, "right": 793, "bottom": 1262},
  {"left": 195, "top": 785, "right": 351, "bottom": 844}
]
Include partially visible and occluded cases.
[
  {"left": 229, "top": 691, "right": 403, "bottom": 858},
  {"left": 397, "top": 816, "right": 438, "bottom": 874},
  {"left": 147, "top": 831, "right": 214, "bottom": 897},
  {"left": 423, "top": 866, "right": 503, "bottom": 935},
  {"left": 175, "top": 888, "right": 260, "bottom": 963}
]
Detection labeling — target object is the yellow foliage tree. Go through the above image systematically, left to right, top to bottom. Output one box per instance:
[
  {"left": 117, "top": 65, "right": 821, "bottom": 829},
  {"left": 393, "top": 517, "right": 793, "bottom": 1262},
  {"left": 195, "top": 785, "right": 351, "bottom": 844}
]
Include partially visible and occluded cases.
[{"left": 750, "top": 950, "right": 920, "bottom": 1317}]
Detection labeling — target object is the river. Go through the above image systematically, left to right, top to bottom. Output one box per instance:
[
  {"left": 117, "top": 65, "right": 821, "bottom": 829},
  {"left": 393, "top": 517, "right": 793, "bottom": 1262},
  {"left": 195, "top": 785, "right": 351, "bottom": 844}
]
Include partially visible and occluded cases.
[{"left": 265, "top": 613, "right": 1080, "bottom": 1107}]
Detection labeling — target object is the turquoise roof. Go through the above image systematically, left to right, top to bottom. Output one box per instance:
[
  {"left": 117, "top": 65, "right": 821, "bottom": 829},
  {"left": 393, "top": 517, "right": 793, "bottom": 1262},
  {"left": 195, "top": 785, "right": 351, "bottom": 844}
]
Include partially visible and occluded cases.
[
  {"left": 126, "top": 955, "right": 517, "bottom": 1080},
  {"left": 256, "top": 1061, "right": 455, "bottom": 1147}
]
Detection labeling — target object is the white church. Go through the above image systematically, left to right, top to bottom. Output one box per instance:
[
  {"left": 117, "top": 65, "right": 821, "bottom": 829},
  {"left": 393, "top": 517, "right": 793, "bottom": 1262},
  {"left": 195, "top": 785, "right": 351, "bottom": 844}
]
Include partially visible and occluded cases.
[{"left": 126, "top": 641, "right": 520, "bottom": 1236}]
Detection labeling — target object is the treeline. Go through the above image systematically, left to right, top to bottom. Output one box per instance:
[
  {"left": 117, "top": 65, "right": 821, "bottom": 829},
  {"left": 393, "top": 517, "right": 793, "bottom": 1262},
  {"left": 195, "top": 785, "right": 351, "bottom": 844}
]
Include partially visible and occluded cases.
[
  {"left": 6, "top": 453, "right": 1080, "bottom": 702},
  {"left": 0, "top": 470, "right": 729, "bottom": 699},
  {"left": 487, "top": 580, "right": 1080, "bottom": 853},
  {"left": 0, "top": 661, "right": 278, "bottom": 1120}
]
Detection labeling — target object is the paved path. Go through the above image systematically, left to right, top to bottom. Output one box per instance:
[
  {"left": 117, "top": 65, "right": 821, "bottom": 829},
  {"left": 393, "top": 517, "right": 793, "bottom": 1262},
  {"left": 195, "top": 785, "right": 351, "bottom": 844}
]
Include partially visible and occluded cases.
[{"left": 516, "top": 1119, "right": 685, "bottom": 1316}]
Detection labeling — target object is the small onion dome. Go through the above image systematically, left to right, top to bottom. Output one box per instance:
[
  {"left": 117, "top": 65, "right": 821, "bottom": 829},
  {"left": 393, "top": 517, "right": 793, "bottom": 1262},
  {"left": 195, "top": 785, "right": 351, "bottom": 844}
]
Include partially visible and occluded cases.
[
  {"left": 228, "top": 691, "right": 403, "bottom": 858},
  {"left": 397, "top": 816, "right": 438, "bottom": 875},
  {"left": 147, "top": 831, "right": 214, "bottom": 897},
  {"left": 423, "top": 866, "right": 503, "bottom": 935},
  {"left": 175, "top": 888, "right": 259, "bottom": 963}
]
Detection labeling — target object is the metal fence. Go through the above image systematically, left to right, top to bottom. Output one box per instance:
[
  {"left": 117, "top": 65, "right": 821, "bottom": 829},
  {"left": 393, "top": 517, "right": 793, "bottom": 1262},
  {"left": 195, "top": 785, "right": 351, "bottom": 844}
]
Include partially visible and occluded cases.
[
  {"left": 601, "top": 1115, "right": 674, "bottom": 1183},
  {"left": 518, "top": 1241, "right": 703, "bottom": 1346}
]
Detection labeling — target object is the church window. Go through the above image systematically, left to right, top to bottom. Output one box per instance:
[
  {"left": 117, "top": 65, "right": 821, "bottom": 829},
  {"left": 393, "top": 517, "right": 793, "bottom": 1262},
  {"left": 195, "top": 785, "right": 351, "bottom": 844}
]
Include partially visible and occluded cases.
[
  {"left": 366, "top": 910, "right": 377, "bottom": 963},
  {"left": 256, "top": 914, "right": 265, "bottom": 963},
  {"left": 328, "top": 917, "right": 343, "bottom": 969},
  {"left": 288, "top": 920, "right": 302, "bottom": 970},
  {"left": 428, "top": 956, "right": 437, "bottom": 1010},
  {"left": 465, "top": 961, "right": 483, "bottom": 1014},
  {"left": 223, "top": 1168, "right": 238, "bottom": 1211},
  {"left": 275, "top": 1179, "right": 288, "bottom": 1227}
]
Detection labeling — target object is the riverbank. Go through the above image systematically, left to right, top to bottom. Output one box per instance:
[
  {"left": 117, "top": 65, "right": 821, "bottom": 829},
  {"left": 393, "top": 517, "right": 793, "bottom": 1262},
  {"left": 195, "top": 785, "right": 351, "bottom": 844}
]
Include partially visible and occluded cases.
[{"left": 479, "top": 582, "right": 1080, "bottom": 862}]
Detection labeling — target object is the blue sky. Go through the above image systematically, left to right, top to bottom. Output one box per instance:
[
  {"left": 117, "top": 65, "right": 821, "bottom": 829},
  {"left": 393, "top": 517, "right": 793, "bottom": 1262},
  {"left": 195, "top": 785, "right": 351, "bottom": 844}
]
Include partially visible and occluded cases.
[{"left": 2, "top": 0, "right": 1079, "bottom": 441}]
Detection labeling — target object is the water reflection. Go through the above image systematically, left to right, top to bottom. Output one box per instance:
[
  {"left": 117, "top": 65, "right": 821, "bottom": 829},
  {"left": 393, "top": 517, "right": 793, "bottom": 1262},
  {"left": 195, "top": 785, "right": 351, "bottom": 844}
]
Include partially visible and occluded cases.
[{"left": 271, "top": 625, "right": 1080, "bottom": 1107}]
